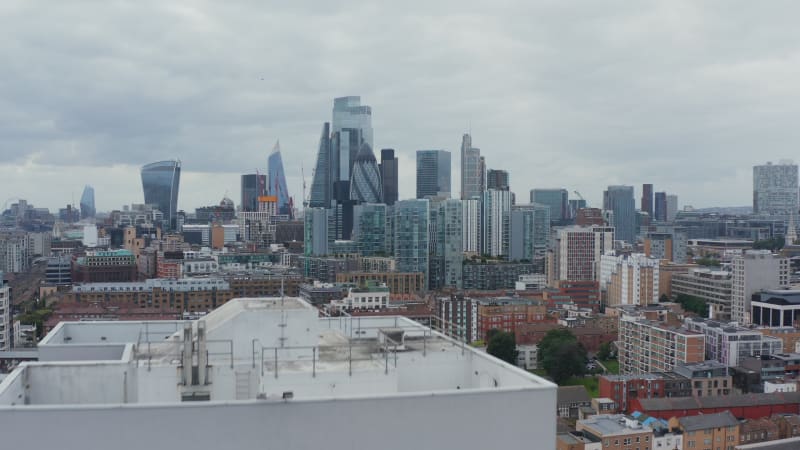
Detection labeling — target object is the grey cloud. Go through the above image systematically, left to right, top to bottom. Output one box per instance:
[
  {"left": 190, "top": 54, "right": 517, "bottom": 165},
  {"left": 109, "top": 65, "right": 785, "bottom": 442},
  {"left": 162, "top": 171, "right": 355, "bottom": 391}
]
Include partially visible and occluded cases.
[{"left": 2, "top": 0, "right": 800, "bottom": 211}]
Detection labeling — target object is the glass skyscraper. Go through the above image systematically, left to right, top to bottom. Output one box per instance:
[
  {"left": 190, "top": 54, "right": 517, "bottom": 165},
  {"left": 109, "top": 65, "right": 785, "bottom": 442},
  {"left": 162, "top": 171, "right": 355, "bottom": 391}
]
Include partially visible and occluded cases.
[
  {"left": 332, "top": 96, "right": 373, "bottom": 184},
  {"left": 309, "top": 123, "right": 332, "bottom": 208},
  {"left": 460, "top": 133, "right": 483, "bottom": 200},
  {"left": 268, "top": 141, "right": 291, "bottom": 217},
  {"left": 349, "top": 143, "right": 382, "bottom": 204},
  {"left": 379, "top": 149, "right": 398, "bottom": 206},
  {"left": 416, "top": 150, "right": 451, "bottom": 199},
  {"left": 141, "top": 160, "right": 181, "bottom": 230},
  {"left": 241, "top": 174, "right": 266, "bottom": 212},
  {"left": 79, "top": 185, "right": 95, "bottom": 220},
  {"left": 603, "top": 185, "right": 636, "bottom": 243},
  {"left": 530, "top": 188, "right": 568, "bottom": 223},
  {"left": 482, "top": 189, "right": 512, "bottom": 257},
  {"left": 394, "top": 199, "right": 429, "bottom": 283},
  {"left": 438, "top": 199, "right": 463, "bottom": 289},
  {"left": 353, "top": 203, "right": 387, "bottom": 256},
  {"left": 510, "top": 203, "right": 550, "bottom": 262}
]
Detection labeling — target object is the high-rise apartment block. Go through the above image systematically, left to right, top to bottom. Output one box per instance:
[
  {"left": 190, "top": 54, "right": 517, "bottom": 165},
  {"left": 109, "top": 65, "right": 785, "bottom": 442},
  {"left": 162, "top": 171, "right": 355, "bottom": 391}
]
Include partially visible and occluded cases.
[
  {"left": 460, "top": 134, "right": 484, "bottom": 200},
  {"left": 379, "top": 149, "right": 398, "bottom": 205},
  {"left": 416, "top": 150, "right": 451, "bottom": 199},
  {"left": 753, "top": 161, "right": 799, "bottom": 217},
  {"left": 641, "top": 183, "right": 653, "bottom": 216},
  {"left": 603, "top": 185, "right": 636, "bottom": 243},
  {"left": 481, "top": 189, "right": 512, "bottom": 257},
  {"left": 530, "top": 189, "right": 568, "bottom": 223},
  {"left": 654, "top": 192, "right": 667, "bottom": 222},
  {"left": 666, "top": 194, "right": 678, "bottom": 222},
  {"left": 461, "top": 198, "right": 480, "bottom": 253},
  {"left": 394, "top": 199, "right": 430, "bottom": 284},
  {"left": 437, "top": 199, "right": 463, "bottom": 289},
  {"left": 352, "top": 203, "right": 387, "bottom": 256},
  {"left": 509, "top": 203, "right": 550, "bottom": 262},
  {"left": 303, "top": 207, "right": 332, "bottom": 256},
  {"left": 550, "top": 226, "right": 615, "bottom": 282},
  {"left": 643, "top": 227, "right": 688, "bottom": 263},
  {"left": 731, "top": 250, "right": 789, "bottom": 324},
  {"left": 600, "top": 253, "right": 660, "bottom": 307},
  {"left": 0, "top": 273, "right": 9, "bottom": 351},
  {"left": 619, "top": 315, "right": 705, "bottom": 374}
]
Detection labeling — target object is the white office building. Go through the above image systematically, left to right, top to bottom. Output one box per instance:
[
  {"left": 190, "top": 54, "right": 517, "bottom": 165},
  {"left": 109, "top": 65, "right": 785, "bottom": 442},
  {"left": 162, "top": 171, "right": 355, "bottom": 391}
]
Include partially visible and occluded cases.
[
  {"left": 551, "top": 226, "right": 615, "bottom": 282},
  {"left": 731, "top": 250, "right": 789, "bottom": 324},
  {"left": 0, "top": 297, "right": 556, "bottom": 449}
]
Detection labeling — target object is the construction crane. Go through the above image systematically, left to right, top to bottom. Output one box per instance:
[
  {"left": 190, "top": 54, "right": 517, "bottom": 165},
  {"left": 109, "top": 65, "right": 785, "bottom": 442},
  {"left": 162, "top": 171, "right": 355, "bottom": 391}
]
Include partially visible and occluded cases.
[{"left": 573, "top": 190, "right": 589, "bottom": 207}]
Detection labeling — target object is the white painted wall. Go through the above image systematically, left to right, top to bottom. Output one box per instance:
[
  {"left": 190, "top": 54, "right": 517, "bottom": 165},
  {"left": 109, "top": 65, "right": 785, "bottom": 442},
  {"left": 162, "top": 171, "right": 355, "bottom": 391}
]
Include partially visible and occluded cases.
[{"left": 0, "top": 388, "right": 556, "bottom": 450}]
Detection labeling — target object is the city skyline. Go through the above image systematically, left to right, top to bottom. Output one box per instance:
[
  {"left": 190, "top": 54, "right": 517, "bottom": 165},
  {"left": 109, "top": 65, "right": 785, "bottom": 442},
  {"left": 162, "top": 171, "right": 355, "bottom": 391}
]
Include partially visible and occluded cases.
[{"left": 3, "top": 3, "right": 800, "bottom": 211}]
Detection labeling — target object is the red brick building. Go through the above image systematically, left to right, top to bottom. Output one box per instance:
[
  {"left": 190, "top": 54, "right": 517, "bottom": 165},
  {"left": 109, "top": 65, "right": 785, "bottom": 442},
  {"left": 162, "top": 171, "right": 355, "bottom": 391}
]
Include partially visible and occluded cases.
[
  {"left": 544, "top": 280, "right": 600, "bottom": 312},
  {"left": 515, "top": 322, "right": 616, "bottom": 353},
  {"left": 635, "top": 392, "right": 800, "bottom": 420}
]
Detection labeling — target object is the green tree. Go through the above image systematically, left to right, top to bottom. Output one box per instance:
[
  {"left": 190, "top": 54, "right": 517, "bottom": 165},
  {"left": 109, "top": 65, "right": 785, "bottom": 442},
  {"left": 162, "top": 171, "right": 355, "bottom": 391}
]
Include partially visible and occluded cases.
[
  {"left": 754, "top": 237, "right": 785, "bottom": 251},
  {"left": 675, "top": 293, "right": 708, "bottom": 316},
  {"left": 659, "top": 294, "right": 669, "bottom": 303},
  {"left": 538, "top": 328, "right": 587, "bottom": 383},
  {"left": 486, "top": 330, "right": 518, "bottom": 365},
  {"left": 597, "top": 341, "right": 612, "bottom": 361}
]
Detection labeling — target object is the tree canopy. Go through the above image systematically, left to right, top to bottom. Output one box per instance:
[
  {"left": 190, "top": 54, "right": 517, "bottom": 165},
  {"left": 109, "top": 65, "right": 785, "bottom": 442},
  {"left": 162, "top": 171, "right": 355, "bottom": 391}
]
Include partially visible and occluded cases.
[
  {"left": 754, "top": 236, "right": 785, "bottom": 251},
  {"left": 675, "top": 293, "right": 708, "bottom": 316},
  {"left": 538, "top": 328, "right": 587, "bottom": 383},
  {"left": 486, "top": 330, "right": 518, "bottom": 365}
]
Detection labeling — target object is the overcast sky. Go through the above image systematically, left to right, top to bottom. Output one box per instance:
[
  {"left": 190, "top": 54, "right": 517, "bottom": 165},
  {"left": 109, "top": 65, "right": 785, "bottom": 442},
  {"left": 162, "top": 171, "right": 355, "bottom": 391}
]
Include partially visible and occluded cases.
[{"left": 2, "top": 1, "right": 800, "bottom": 213}]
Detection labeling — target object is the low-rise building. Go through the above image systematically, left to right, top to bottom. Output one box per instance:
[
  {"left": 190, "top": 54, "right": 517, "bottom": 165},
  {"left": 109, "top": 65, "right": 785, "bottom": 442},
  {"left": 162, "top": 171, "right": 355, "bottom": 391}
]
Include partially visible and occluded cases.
[
  {"left": 71, "top": 249, "right": 137, "bottom": 283},
  {"left": 462, "top": 261, "right": 536, "bottom": 290},
  {"left": 671, "top": 267, "right": 732, "bottom": 320},
  {"left": 329, "top": 282, "right": 390, "bottom": 312},
  {"left": 685, "top": 317, "right": 784, "bottom": 367},
  {"left": 516, "top": 344, "right": 538, "bottom": 370},
  {"left": 557, "top": 386, "right": 592, "bottom": 419},
  {"left": 669, "top": 411, "right": 739, "bottom": 450},
  {"left": 576, "top": 414, "right": 654, "bottom": 450}
]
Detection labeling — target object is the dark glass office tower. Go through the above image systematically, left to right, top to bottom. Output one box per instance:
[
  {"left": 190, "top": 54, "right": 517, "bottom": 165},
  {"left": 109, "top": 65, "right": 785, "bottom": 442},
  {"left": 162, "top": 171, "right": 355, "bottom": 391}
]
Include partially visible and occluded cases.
[
  {"left": 380, "top": 149, "right": 398, "bottom": 205},
  {"left": 416, "top": 150, "right": 451, "bottom": 199},
  {"left": 141, "top": 160, "right": 181, "bottom": 230},
  {"left": 486, "top": 169, "right": 509, "bottom": 191},
  {"left": 241, "top": 174, "right": 266, "bottom": 212},
  {"left": 641, "top": 183, "right": 653, "bottom": 216}
]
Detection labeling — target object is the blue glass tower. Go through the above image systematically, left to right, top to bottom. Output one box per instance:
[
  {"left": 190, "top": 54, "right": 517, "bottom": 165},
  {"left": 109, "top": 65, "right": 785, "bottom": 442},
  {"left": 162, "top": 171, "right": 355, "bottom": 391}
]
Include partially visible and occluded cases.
[
  {"left": 268, "top": 141, "right": 292, "bottom": 217},
  {"left": 349, "top": 143, "right": 382, "bottom": 203},
  {"left": 141, "top": 160, "right": 181, "bottom": 230},
  {"left": 80, "top": 185, "right": 95, "bottom": 220},
  {"left": 394, "top": 199, "right": 429, "bottom": 285}
]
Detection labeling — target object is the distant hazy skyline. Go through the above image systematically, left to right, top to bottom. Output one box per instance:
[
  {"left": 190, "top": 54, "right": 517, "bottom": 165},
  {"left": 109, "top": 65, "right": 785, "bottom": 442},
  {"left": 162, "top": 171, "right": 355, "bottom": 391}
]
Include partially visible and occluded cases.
[{"left": 2, "top": 1, "right": 800, "bottom": 212}]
